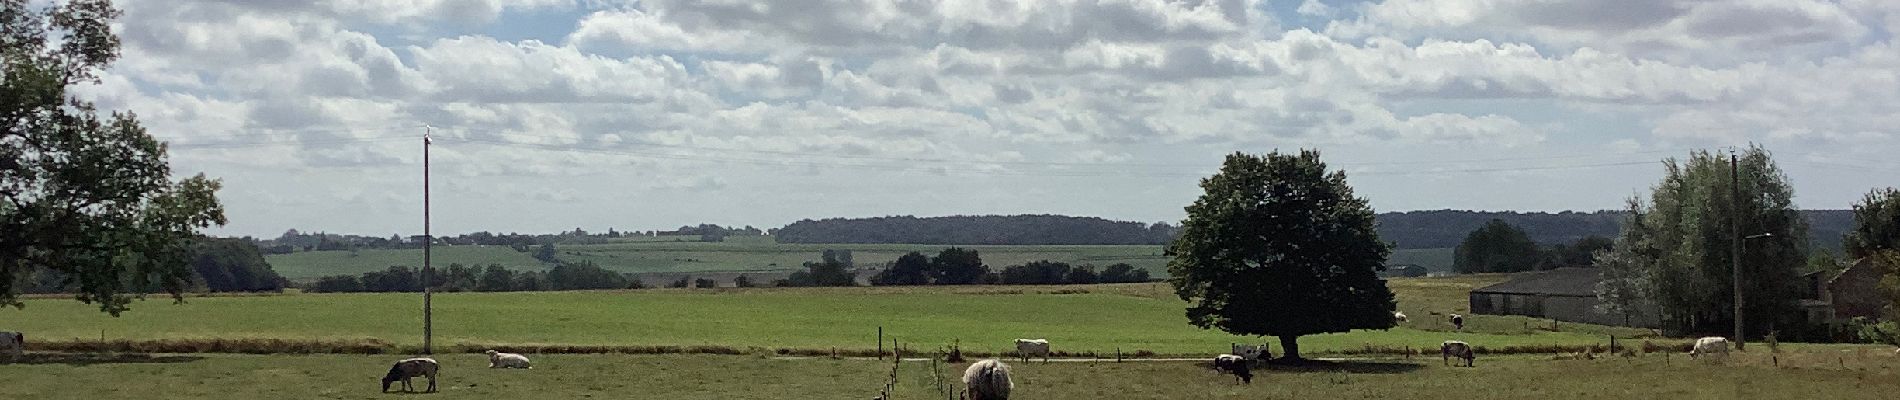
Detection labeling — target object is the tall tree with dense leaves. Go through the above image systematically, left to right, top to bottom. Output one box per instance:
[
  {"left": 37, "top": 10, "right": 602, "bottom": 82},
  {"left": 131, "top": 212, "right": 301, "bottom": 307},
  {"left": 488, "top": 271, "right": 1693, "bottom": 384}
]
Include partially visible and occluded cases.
[
  {"left": 1, "top": 0, "right": 226, "bottom": 315},
  {"left": 1610, "top": 146, "right": 1808, "bottom": 336},
  {"left": 1167, "top": 151, "right": 1395, "bottom": 361},
  {"left": 1844, "top": 188, "right": 1900, "bottom": 258},
  {"left": 1595, "top": 199, "right": 1657, "bottom": 325},
  {"left": 1453, "top": 219, "right": 1544, "bottom": 273}
]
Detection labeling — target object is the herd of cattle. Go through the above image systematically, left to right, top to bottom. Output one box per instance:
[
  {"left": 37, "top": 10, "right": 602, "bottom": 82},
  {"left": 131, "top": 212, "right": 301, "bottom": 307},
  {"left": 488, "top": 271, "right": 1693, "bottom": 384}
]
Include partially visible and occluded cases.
[{"left": 0, "top": 326, "right": 1829, "bottom": 399}]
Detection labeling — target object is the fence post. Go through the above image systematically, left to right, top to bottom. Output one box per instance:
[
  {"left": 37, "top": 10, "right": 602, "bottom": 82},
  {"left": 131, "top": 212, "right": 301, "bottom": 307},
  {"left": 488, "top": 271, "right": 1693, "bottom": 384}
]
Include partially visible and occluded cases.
[
  {"left": 878, "top": 326, "right": 884, "bottom": 360},
  {"left": 1116, "top": 347, "right": 1122, "bottom": 363}
]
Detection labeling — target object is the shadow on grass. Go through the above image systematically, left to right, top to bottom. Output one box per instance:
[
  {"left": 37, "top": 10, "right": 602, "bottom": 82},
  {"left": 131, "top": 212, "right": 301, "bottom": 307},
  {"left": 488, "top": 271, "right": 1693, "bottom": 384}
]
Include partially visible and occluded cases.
[
  {"left": 10, "top": 352, "right": 206, "bottom": 365},
  {"left": 1260, "top": 359, "right": 1424, "bottom": 374}
]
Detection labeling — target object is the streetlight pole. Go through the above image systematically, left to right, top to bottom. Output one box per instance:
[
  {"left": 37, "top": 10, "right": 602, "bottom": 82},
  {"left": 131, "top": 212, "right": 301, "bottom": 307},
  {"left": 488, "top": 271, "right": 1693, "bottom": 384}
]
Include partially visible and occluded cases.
[
  {"left": 423, "top": 126, "right": 433, "bottom": 355},
  {"left": 1730, "top": 152, "right": 1742, "bottom": 350}
]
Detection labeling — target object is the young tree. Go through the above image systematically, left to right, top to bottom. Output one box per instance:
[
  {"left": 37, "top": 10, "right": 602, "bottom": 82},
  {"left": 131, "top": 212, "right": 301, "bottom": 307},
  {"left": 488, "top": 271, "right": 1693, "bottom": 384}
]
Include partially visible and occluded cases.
[
  {"left": 0, "top": 0, "right": 227, "bottom": 315},
  {"left": 1167, "top": 151, "right": 1395, "bottom": 361},
  {"left": 1845, "top": 188, "right": 1900, "bottom": 258},
  {"left": 1595, "top": 200, "right": 1656, "bottom": 325},
  {"left": 1452, "top": 219, "right": 1543, "bottom": 273},
  {"left": 870, "top": 252, "right": 932, "bottom": 286}
]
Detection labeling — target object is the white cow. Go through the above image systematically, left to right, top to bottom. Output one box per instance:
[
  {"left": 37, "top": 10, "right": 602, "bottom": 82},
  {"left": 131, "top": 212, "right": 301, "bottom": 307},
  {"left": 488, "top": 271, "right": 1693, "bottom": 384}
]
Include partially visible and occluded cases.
[
  {"left": 1393, "top": 311, "right": 1408, "bottom": 323},
  {"left": 1, "top": 331, "right": 21, "bottom": 361},
  {"left": 1689, "top": 337, "right": 1730, "bottom": 359},
  {"left": 1013, "top": 339, "right": 1050, "bottom": 363},
  {"left": 1441, "top": 340, "right": 1474, "bottom": 367},
  {"left": 485, "top": 350, "right": 532, "bottom": 369},
  {"left": 1211, "top": 354, "right": 1253, "bottom": 384},
  {"left": 962, "top": 359, "right": 1014, "bottom": 400}
]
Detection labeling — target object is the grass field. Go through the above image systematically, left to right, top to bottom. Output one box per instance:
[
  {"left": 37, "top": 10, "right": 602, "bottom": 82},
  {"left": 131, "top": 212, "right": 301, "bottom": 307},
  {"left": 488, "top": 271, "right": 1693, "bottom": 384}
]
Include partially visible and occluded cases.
[
  {"left": 264, "top": 235, "right": 1457, "bottom": 281},
  {"left": 4, "top": 277, "right": 1649, "bottom": 357},
  {"left": 5, "top": 351, "right": 1899, "bottom": 399}
]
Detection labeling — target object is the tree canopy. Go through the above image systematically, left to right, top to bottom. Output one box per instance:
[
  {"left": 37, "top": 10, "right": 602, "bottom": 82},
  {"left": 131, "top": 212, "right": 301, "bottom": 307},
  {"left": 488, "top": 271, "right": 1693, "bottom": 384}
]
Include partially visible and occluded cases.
[
  {"left": 1, "top": 0, "right": 226, "bottom": 315},
  {"left": 1595, "top": 146, "right": 1808, "bottom": 337},
  {"left": 1166, "top": 151, "right": 1395, "bottom": 361},
  {"left": 1845, "top": 188, "right": 1900, "bottom": 258},
  {"left": 1452, "top": 219, "right": 1543, "bottom": 273}
]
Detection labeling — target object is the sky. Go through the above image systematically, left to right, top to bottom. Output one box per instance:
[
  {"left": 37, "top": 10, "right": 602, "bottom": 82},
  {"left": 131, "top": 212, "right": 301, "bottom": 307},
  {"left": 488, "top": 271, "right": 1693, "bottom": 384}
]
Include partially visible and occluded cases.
[{"left": 74, "top": 0, "right": 1900, "bottom": 238}]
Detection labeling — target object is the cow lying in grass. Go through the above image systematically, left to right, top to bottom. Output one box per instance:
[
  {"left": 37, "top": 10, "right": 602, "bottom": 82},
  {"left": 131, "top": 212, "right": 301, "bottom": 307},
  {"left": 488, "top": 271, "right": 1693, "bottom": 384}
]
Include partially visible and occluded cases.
[
  {"left": 1, "top": 331, "right": 21, "bottom": 362},
  {"left": 1231, "top": 343, "right": 1269, "bottom": 364},
  {"left": 485, "top": 350, "right": 532, "bottom": 369},
  {"left": 1212, "top": 354, "right": 1254, "bottom": 384},
  {"left": 382, "top": 358, "right": 439, "bottom": 393}
]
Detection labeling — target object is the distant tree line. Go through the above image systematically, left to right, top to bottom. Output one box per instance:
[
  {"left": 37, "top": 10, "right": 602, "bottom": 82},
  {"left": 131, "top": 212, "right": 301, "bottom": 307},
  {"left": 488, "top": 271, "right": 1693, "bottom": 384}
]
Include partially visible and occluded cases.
[
  {"left": 1378, "top": 209, "right": 1852, "bottom": 251},
  {"left": 775, "top": 215, "right": 1179, "bottom": 245},
  {"left": 1451, "top": 219, "right": 1614, "bottom": 273},
  {"left": 257, "top": 223, "right": 766, "bottom": 254},
  {"left": 19, "top": 237, "right": 288, "bottom": 294},
  {"left": 868, "top": 248, "right": 1151, "bottom": 286},
  {"left": 303, "top": 261, "right": 643, "bottom": 293}
]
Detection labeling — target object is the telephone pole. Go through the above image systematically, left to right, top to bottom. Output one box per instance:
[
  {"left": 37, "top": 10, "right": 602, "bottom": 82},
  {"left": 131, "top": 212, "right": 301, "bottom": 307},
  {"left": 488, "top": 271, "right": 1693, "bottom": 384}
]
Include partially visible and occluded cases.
[
  {"left": 423, "top": 126, "right": 434, "bottom": 354},
  {"left": 1730, "top": 151, "right": 1743, "bottom": 351}
]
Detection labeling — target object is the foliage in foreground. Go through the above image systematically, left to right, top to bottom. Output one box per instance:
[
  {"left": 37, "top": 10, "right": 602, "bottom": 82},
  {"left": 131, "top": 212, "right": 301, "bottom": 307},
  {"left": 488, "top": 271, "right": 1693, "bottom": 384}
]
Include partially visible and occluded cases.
[{"left": 1, "top": 0, "right": 226, "bottom": 315}]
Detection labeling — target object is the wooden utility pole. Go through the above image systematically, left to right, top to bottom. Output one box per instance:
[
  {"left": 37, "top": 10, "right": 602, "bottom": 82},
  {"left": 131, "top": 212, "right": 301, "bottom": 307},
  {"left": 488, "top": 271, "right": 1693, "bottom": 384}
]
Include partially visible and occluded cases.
[
  {"left": 424, "top": 127, "right": 434, "bottom": 354},
  {"left": 1730, "top": 151, "right": 1743, "bottom": 351}
]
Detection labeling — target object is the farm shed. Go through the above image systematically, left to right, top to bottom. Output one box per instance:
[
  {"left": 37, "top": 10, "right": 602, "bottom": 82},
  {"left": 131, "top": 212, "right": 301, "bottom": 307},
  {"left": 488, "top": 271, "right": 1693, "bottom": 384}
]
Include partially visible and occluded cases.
[
  {"left": 1823, "top": 257, "right": 1890, "bottom": 321},
  {"left": 1468, "top": 268, "right": 1660, "bottom": 328}
]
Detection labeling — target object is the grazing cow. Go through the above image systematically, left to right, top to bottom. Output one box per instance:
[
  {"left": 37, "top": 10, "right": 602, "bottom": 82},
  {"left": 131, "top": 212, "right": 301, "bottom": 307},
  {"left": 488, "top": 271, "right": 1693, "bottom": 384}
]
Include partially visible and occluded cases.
[
  {"left": 1393, "top": 311, "right": 1408, "bottom": 323},
  {"left": 1449, "top": 314, "right": 1465, "bottom": 330},
  {"left": 1, "top": 331, "right": 21, "bottom": 361},
  {"left": 1689, "top": 337, "right": 1730, "bottom": 360},
  {"left": 1013, "top": 339, "right": 1050, "bottom": 363},
  {"left": 1441, "top": 340, "right": 1474, "bottom": 367},
  {"left": 1231, "top": 343, "right": 1270, "bottom": 363},
  {"left": 485, "top": 350, "right": 532, "bottom": 369},
  {"left": 1211, "top": 354, "right": 1253, "bottom": 384},
  {"left": 381, "top": 358, "right": 439, "bottom": 393},
  {"left": 962, "top": 359, "right": 1014, "bottom": 400}
]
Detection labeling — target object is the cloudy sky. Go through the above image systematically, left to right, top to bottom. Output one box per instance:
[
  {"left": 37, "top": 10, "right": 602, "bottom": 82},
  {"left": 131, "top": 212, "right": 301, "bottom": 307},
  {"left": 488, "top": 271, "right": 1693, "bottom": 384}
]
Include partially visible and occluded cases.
[{"left": 81, "top": 0, "right": 1900, "bottom": 238}]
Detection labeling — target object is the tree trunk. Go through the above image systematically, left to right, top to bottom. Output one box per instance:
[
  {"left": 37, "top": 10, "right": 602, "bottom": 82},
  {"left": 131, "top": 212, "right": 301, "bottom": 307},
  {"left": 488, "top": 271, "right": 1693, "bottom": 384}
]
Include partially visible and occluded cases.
[{"left": 1278, "top": 335, "right": 1302, "bottom": 362}]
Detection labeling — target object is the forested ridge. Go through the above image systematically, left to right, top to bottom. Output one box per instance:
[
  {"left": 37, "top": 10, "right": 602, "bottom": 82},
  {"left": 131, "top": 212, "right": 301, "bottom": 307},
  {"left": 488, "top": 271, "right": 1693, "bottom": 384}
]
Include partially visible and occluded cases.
[{"left": 771, "top": 211, "right": 1855, "bottom": 250}]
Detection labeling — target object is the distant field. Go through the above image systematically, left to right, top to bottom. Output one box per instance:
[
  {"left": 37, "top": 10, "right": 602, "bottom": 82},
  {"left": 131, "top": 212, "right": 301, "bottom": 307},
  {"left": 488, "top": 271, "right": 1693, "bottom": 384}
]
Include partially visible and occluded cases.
[
  {"left": 264, "top": 235, "right": 1457, "bottom": 281},
  {"left": 266, "top": 246, "right": 549, "bottom": 279},
  {"left": 4, "top": 277, "right": 1651, "bottom": 357},
  {"left": 5, "top": 351, "right": 1898, "bottom": 400}
]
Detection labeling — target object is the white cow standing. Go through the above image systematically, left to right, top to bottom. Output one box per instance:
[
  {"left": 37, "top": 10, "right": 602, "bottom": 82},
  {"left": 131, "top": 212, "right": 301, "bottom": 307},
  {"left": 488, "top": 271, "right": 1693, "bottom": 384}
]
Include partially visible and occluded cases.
[
  {"left": 1690, "top": 337, "right": 1730, "bottom": 360},
  {"left": 1013, "top": 339, "right": 1050, "bottom": 363}
]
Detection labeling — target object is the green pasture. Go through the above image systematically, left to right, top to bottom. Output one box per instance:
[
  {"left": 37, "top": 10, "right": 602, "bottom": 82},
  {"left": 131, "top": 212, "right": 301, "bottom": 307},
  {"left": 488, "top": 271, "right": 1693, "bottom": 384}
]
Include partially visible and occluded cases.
[
  {"left": 264, "top": 235, "right": 1455, "bottom": 281},
  {"left": 4, "top": 278, "right": 1646, "bottom": 356},
  {"left": 4, "top": 351, "right": 1898, "bottom": 400}
]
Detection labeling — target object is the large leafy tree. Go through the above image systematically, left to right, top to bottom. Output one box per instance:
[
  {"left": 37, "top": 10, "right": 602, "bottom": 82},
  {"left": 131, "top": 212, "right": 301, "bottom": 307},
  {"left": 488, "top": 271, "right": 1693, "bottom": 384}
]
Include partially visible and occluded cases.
[
  {"left": 2, "top": 0, "right": 225, "bottom": 315},
  {"left": 1605, "top": 146, "right": 1807, "bottom": 336},
  {"left": 1167, "top": 151, "right": 1395, "bottom": 361},
  {"left": 1844, "top": 188, "right": 1900, "bottom": 258},
  {"left": 1452, "top": 219, "right": 1543, "bottom": 273}
]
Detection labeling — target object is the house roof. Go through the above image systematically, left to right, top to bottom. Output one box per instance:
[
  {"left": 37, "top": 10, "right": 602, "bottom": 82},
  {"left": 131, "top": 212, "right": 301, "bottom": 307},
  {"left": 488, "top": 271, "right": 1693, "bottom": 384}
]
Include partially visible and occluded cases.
[{"left": 1469, "top": 268, "right": 1601, "bottom": 297}]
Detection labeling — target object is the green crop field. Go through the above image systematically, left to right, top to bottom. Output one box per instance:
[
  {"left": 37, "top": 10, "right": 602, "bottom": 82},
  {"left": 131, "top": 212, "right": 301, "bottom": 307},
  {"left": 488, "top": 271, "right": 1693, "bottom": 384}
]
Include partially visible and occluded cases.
[
  {"left": 264, "top": 235, "right": 1457, "bottom": 281},
  {"left": 266, "top": 246, "right": 549, "bottom": 279},
  {"left": 4, "top": 277, "right": 1649, "bottom": 356},
  {"left": 5, "top": 351, "right": 1898, "bottom": 400}
]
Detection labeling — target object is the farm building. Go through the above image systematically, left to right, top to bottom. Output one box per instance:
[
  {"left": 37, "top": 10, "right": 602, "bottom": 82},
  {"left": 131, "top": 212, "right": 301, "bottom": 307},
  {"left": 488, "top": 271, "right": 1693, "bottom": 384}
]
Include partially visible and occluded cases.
[
  {"left": 1818, "top": 257, "right": 1891, "bottom": 322},
  {"left": 1467, "top": 268, "right": 1661, "bottom": 328}
]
